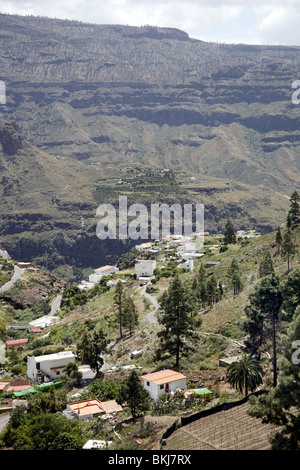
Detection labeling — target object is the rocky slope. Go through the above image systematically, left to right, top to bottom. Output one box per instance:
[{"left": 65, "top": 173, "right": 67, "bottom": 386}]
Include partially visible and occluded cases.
[{"left": 0, "top": 14, "right": 299, "bottom": 272}]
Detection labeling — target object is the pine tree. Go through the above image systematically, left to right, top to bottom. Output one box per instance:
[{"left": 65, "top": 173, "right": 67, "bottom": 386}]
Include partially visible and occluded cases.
[
  {"left": 288, "top": 190, "right": 300, "bottom": 229},
  {"left": 223, "top": 219, "right": 236, "bottom": 245},
  {"left": 275, "top": 226, "right": 282, "bottom": 252},
  {"left": 281, "top": 231, "right": 297, "bottom": 273},
  {"left": 259, "top": 250, "right": 274, "bottom": 278},
  {"left": 228, "top": 258, "right": 243, "bottom": 295},
  {"left": 196, "top": 263, "right": 207, "bottom": 308},
  {"left": 158, "top": 273, "right": 197, "bottom": 367},
  {"left": 249, "top": 274, "right": 283, "bottom": 387},
  {"left": 206, "top": 275, "right": 218, "bottom": 305},
  {"left": 114, "top": 280, "right": 125, "bottom": 337},
  {"left": 123, "top": 295, "right": 138, "bottom": 335},
  {"left": 243, "top": 304, "right": 266, "bottom": 360},
  {"left": 248, "top": 305, "right": 300, "bottom": 449},
  {"left": 77, "top": 327, "right": 107, "bottom": 376},
  {"left": 117, "top": 369, "right": 150, "bottom": 420}
]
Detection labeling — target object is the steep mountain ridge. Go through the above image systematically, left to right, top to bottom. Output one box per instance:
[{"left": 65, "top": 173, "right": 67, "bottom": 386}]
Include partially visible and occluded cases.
[{"left": 0, "top": 14, "right": 299, "bottom": 272}]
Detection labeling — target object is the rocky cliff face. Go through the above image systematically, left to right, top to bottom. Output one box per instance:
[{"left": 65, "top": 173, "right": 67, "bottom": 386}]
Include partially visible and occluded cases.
[{"left": 0, "top": 14, "right": 299, "bottom": 272}]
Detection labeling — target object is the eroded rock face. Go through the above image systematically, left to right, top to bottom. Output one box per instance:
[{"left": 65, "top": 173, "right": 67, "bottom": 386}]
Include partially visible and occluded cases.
[
  {"left": 0, "top": 14, "right": 299, "bottom": 270},
  {"left": 0, "top": 122, "right": 25, "bottom": 155}
]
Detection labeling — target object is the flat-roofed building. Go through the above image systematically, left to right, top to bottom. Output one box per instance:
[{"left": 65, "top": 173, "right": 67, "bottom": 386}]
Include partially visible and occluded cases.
[
  {"left": 27, "top": 350, "right": 76, "bottom": 382},
  {"left": 67, "top": 398, "right": 122, "bottom": 420}
]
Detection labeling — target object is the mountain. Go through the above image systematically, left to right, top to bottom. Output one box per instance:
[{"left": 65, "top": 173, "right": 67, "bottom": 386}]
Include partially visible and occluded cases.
[{"left": 0, "top": 13, "right": 299, "bottom": 274}]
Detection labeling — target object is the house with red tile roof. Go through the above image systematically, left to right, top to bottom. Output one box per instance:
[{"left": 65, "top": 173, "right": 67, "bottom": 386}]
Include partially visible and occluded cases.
[{"left": 5, "top": 338, "right": 28, "bottom": 348}]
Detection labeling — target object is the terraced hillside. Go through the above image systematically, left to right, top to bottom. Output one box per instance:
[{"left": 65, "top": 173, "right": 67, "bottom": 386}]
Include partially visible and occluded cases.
[{"left": 164, "top": 401, "right": 282, "bottom": 450}]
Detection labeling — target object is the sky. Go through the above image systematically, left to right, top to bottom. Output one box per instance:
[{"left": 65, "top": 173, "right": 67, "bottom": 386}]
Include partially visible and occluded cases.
[{"left": 0, "top": 0, "right": 300, "bottom": 46}]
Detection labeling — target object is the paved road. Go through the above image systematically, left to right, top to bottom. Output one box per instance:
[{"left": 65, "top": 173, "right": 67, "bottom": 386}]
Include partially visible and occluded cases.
[
  {"left": 0, "top": 265, "right": 23, "bottom": 293},
  {"left": 141, "top": 286, "right": 159, "bottom": 324},
  {"left": 50, "top": 294, "right": 62, "bottom": 316}
]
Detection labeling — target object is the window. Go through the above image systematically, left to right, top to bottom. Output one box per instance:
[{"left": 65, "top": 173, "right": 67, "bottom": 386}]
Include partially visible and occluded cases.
[
  {"left": 36, "top": 363, "right": 40, "bottom": 370},
  {"left": 147, "top": 381, "right": 150, "bottom": 387},
  {"left": 160, "top": 384, "right": 164, "bottom": 390}
]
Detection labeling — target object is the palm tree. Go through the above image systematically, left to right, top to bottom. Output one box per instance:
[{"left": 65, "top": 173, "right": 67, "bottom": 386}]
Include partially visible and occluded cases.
[{"left": 227, "top": 354, "right": 263, "bottom": 397}]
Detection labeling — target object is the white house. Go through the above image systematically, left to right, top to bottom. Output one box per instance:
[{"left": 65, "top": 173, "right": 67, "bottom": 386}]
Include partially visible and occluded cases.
[
  {"left": 135, "top": 242, "right": 153, "bottom": 251},
  {"left": 177, "top": 242, "right": 196, "bottom": 254},
  {"left": 135, "top": 259, "right": 156, "bottom": 279},
  {"left": 177, "top": 259, "right": 194, "bottom": 272},
  {"left": 89, "top": 265, "right": 119, "bottom": 284},
  {"left": 29, "top": 315, "right": 60, "bottom": 329},
  {"left": 27, "top": 351, "right": 76, "bottom": 382},
  {"left": 141, "top": 369, "right": 187, "bottom": 400}
]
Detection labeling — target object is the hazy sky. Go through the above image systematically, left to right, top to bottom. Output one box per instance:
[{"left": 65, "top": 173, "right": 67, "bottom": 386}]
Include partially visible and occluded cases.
[{"left": 1, "top": 0, "right": 300, "bottom": 45}]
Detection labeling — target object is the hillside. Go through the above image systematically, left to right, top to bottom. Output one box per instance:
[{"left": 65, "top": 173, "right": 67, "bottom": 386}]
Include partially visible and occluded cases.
[
  {"left": 0, "top": 14, "right": 299, "bottom": 273},
  {"left": 0, "top": 222, "right": 299, "bottom": 450}
]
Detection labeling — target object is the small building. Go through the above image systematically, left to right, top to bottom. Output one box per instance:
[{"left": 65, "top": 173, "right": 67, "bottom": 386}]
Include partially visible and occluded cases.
[
  {"left": 135, "top": 242, "right": 153, "bottom": 252},
  {"left": 177, "top": 242, "right": 196, "bottom": 254},
  {"left": 135, "top": 259, "right": 156, "bottom": 279},
  {"left": 177, "top": 259, "right": 194, "bottom": 272},
  {"left": 205, "top": 261, "right": 220, "bottom": 268},
  {"left": 16, "top": 262, "right": 33, "bottom": 269},
  {"left": 89, "top": 265, "right": 119, "bottom": 284},
  {"left": 106, "top": 278, "right": 127, "bottom": 286},
  {"left": 29, "top": 316, "right": 60, "bottom": 329},
  {"left": 5, "top": 338, "right": 28, "bottom": 348},
  {"left": 131, "top": 349, "right": 143, "bottom": 360},
  {"left": 27, "top": 350, "right": 76, "bottom": 382},
  {"left": 219, "top": 356, "right": 241, "bottom": 367},
  {"left": 141, "top": 369, "right": 187, "bottom": 400},
  {"left": 0, "top": 380, "right": 32, "bottom": 396},
  {"left": 67, "top": 398, "right": 122, "bottom": 420},
  {"left": 83, "top": 440, "right": 112, "bottom": 450}
]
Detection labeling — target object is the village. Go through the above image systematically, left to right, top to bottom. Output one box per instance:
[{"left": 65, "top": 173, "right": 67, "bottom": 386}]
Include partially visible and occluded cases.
[{"left": 1, "top": 224, "right": 283, "bottom": 451}]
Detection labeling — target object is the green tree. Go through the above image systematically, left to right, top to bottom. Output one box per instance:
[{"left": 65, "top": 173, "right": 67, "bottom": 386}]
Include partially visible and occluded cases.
[
  {"left": 288, "top": 190, "right": 300, "bottom": 229},
  {"left": 223, "top": 219, "right": 236, "bottom": 245},
  {"left": 275, "top": 226, "right": 282, "bottom": 253},
  {"left": 281, "top": 231, "right": 297, "bottom": 273},
  {"left": 259, "top": 250, "right": 274, "bottom": 278},
  {"left": 228, "top": 258, "right": 243, "bottom": 295},
  {"left": 196, "top": 263, "right": 207, "bottom": 308},
  {"left": 280, "top": 269, "right": 300, "bottom": 321},
  {"left": 158, "top": 273, "right": 197, "bottom": 367},
  {"left": 249, "top": 274, "right": 283, "bottom": 387},
  {"left": 206, "top": 275, "right": 218, "bottom": 305},
  {"left": 114, "top": 280, "right": 125, "bottom": 337},
  {"left": 123, "top": 295, "right": 138, "bottom": 335},
  {"left": 243, "top": 303, "right": 266, "bottom": 360},
  {"left": 248, "top": 305, "right": 300, "bottom": 449},
  {"left": 77, "top": 327, "right": 107, "bottom": 376},
  {"left": 227, "top": 354, "right": 263, "bottom": 397},
  {"left": 117, "top": 369, "right": 150, "bottom": 420},
  {"left": 1, "top": 408, "right": 85, "bottom": 450}
]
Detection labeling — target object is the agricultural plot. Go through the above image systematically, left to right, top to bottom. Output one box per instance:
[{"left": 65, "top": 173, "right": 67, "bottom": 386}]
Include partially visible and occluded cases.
[{"left": 164, "top": 403, "right": 282, "bottom": 450}]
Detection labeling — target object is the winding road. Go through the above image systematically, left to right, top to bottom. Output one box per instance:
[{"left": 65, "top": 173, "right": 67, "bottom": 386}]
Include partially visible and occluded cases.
[
  {"left": 0, "top": 265, "right": 23, "bottom": 294},
  {"left": 140, "top": 285, "right": 160, "bottom": 324}
]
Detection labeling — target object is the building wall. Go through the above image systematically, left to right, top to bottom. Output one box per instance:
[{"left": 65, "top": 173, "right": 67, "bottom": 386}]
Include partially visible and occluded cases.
[
  {"left": 135, "top": 260, "right": 156, "bottom": 279},
  {"left": 27, "top": 353, "right": 76, "bottom": 381},
  {"left": 143, "top": 377, "right": 187, "bottom": 400}
]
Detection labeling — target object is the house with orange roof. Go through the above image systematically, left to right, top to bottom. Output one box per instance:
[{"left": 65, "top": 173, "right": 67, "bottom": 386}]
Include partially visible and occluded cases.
[
  {"left": 141, "top": 369, "right": 187, "bottom": 400},
  {"left": 67, "top": 398, "right": 122, "bottom": 420}
]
